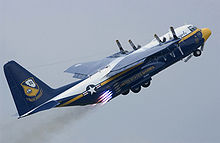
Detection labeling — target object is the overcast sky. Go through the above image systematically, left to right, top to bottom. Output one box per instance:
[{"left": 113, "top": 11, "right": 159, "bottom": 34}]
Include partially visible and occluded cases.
[{"left": 0, "top": 0, "right": 219, "bottom": 143}]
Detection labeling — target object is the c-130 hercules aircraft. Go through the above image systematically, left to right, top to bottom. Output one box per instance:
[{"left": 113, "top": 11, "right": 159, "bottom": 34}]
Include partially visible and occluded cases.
[{"left": 4, "top": 24, "right": 211, "bottom": 118}]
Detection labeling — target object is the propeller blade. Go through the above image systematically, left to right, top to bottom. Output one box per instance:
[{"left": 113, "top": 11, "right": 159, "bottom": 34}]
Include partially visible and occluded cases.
[
  {"left": 170, "top": 26, "right": 178, "bottom": 39},
  {"left": 154, "top": 34, "right": 162, "bottom": 43},
  {"left": 116, "top": 40, "right": 125, "bottom": 53},
  {"left": 128, "top": 40, "right": 138, "bottom": 50},
  {"left": 201, "top": 43, "right": 205, "bottom": 51},
  {"left": 184, "top": 54, "right": 193, "bottom": 62}
]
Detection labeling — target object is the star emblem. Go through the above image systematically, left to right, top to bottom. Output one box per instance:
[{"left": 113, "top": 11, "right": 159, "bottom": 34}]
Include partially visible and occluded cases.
[{"left": 87, "top": 85, "right": 96, "bottom": 95}]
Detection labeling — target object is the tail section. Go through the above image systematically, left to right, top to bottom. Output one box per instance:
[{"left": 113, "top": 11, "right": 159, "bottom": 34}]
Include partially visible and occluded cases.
[{"left": 4, "top": 61, "right": 58, "bottom": 117}]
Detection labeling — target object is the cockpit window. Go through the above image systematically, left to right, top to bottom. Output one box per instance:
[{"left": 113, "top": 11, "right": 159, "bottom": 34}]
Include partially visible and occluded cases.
[{"left": 188, "top": 26, "right": 197, "bottom": 32}]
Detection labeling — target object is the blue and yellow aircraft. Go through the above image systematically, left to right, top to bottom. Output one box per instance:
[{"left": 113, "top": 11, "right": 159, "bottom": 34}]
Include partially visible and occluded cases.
[{"left": 4, "top": 24, "right": 211, "bottom": 118}]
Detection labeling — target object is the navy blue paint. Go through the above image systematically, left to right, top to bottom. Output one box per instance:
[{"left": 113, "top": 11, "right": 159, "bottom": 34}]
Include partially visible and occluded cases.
[
  {"left": 4, "top": 29, "right": 205, "bottom": 117},
  {"left": 62, "top": 30, "right": 205, "bottom": 106},
  {"left": 4, "top": 61, "right": 83, "bottom": 117}
]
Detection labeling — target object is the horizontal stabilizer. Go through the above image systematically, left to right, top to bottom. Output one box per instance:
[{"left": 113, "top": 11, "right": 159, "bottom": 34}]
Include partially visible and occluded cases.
[{"left": 19, "top": 100, "right": 59, "bottom": 118}]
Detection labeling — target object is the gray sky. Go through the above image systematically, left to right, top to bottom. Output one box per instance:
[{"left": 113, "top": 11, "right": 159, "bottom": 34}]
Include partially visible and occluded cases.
[{"left": 0, "top": 0, "right": 219, "bottom": 143}]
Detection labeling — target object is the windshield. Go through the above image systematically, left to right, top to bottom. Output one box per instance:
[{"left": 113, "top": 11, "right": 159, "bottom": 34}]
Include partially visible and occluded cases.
[{"left": 188, "top": 25, "right": 197, "bottom": 32}]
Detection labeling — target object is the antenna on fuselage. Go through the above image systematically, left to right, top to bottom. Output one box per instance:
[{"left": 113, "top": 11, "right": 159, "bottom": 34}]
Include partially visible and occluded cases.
[
  {"left": 170, "top": 27, "right": 178, "bottom": 39},
  {"left": 154, "top": 34, "right": 162, "bottom": 44},
  {"left": 116, "top": 40, "right": 126, "bottom": 54},
  {"left": 128, "top": 40, "right": 138, "bottom": 50}
]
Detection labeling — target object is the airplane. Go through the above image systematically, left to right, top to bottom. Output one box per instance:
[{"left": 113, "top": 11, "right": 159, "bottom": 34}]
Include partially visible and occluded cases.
[{"left": 4, "top": 24, "right": 211, "bottom": 118}]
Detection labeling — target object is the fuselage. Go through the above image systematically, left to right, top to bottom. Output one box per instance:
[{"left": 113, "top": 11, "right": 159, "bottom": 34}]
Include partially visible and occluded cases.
[{"left": 54, "top": 24, "right": 211, "bottom": 107}]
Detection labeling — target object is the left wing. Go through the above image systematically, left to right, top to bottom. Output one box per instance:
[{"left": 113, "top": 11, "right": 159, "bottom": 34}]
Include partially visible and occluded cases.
[
  {"left": 65, "top": 32, "right": 180, "bottom": 79},
  {"left": 65, "top": 56, "right": 123, "bottom": 79}
]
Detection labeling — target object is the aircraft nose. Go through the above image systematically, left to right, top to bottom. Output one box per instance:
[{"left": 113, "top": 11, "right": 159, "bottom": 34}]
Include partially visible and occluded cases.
[{"left": 201, "top": 28, "right": 211, "bottom": 42}]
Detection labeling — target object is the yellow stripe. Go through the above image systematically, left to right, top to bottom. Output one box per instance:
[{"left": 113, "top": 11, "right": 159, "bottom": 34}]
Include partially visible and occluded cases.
[
  {"left": 101, "top": 29, "right": 200, "bottom": 87},
  {"left": 179, "top": 29, "right": 200, "bottom": 43},
  {"left": 59, "top": 30, "right": 201, "bottom": 107},
  {"left": 100, "top": 62, "right": 143, "bottom": 86},
  {"left": 59, "top": 94, "right": 84, "bottom": 107}
]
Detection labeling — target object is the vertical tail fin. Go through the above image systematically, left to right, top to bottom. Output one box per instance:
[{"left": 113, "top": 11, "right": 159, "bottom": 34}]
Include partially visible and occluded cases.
[{"left": 4, "top": 61, "right": 57, "bottom": 117}]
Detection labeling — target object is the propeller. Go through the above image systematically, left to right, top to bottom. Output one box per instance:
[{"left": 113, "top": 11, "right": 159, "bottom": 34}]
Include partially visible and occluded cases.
[
  {"left": 154, "top": 26, "right": 178, "bottom": 44},
  {"left": 170, "top": 26, "right": 178, "bottom": 39},
  {"left": 170, "top": 26, "right": 184, "bottom": 55},
  {"left": 154, "top": 34, "right": 162, "bottom": 44},
  {"left": 116, "top": 40, "right": 126, "bottom": 54},
  {"left": 128, "top": 40, "right": 138, "bottom": 50}
]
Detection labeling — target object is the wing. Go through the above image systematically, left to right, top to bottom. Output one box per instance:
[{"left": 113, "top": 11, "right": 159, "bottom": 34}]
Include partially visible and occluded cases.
[
  {"left": 65, "top": 39, "right": 180, "bottom": 79},
  {"left": 108, "top": 39, "right": 180, "bottom": 76},
  {"left": 65, "top": 58, "right": 117, "bottom": 79}
]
